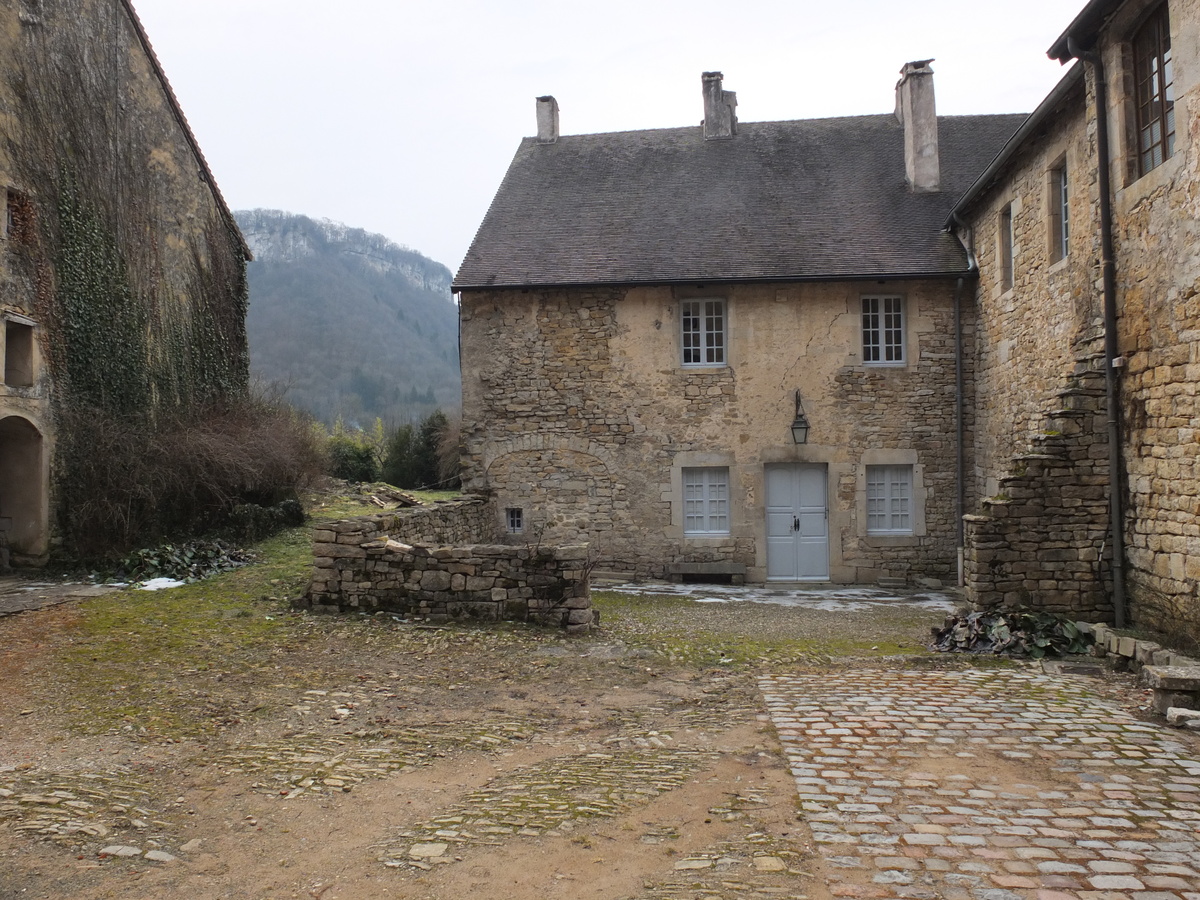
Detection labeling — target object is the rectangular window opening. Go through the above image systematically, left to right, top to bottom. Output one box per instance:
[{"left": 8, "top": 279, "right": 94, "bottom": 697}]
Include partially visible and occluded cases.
[
  {"left": 1134, "top": 3, "right": 1174, "bottom": 177},
  {"left": 1050, "top": 164, "right": 1068, "bottom": 263},
  {"left": 999, "top": 205, "right": 1014, "bottom": 291},
  {"left": 862, "top": 295, "right": 905, "bottom": 365},
  {"left": 681, "top": 299, "right": 725, "bottom": 366},
  {"left": 4, "top": 321, "right": 34, "bottom": 387},
  {"left": 866, "top": 464, "right": 914, "bottom": 535},
  {"left": 682, "top": 467, "right": 730, "bottom": 535},
  {"left": 505, "top": 507, "right": 524, "bottom": 534}
]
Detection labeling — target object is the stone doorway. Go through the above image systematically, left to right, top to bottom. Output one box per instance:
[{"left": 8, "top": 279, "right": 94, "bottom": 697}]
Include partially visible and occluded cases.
[{"left": 0, "top": 415, "right": 47, "bottom": 567}]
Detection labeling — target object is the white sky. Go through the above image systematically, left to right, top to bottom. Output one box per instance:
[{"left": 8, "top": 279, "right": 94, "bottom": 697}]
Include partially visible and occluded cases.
[{"left": 129, "top": 0, "right": 1087, "bottom": 272}]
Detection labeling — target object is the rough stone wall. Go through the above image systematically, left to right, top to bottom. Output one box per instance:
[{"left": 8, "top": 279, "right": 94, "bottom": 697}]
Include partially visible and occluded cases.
[
  {"left": 0, "top": 0, "right": 247, "bottom": 564},
  {"left": 963, "top": 0, "right": 1200, "bottom": 636},
  {"left": 1105, "top": 0, "right": 1200, "bottom": 638},
  {"left": 460, "top": 278, "right": 970, "bottom": 584},
  {"left": 964, "top": 368, "right": 1114, "bottom": 619},
  {"left": 300, "top": 498, "right": 593, "bottom": 633}
]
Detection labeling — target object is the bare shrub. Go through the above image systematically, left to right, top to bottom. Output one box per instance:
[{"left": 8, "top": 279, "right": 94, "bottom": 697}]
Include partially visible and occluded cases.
[{"left": 55, "top": 393, "right": 325, "bottom": 558}]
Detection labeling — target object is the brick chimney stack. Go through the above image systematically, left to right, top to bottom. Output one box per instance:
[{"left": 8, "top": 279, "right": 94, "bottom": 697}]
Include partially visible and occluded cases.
[
  {"left": 895, "top": 60, "right": 940, "bottom": 192},
  {"left": 702, "top": 72, "right": 737, "bottom": 140}
]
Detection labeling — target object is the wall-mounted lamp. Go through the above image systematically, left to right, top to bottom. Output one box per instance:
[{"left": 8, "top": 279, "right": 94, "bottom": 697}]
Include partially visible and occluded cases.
[{"left": 791, "top": 390, "right": 810, "bottom": 444}]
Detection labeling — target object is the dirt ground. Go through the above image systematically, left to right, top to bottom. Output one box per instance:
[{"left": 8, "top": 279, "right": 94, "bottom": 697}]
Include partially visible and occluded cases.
[{"left": 0, "top": 526, "right": 1157, "bottom": 900}]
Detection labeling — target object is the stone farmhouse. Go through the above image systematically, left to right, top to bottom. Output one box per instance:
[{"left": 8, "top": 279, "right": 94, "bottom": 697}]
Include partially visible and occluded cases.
[
  {"left": 0, "top": 0, "right": 249, "bottom": 567},
  {"left": 456, "top": 0, "right": 1197, "bottom": 633},
  {"left": 455, "top": 70, "right": 1023, "bottom": 588}
]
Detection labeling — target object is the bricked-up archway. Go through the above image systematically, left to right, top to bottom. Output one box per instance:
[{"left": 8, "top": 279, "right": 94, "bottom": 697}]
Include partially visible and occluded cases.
[{"left": 0, "top": 415, "right": 47, "bottom": 566}]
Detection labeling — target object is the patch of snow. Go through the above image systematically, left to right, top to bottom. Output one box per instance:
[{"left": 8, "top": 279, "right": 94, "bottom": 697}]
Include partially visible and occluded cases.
[
  {"left": 137, "top": 578, "right": 186, "bottom": 592},
  {"left": 601, "top": 580, "right": 957, "bottom": 612}
]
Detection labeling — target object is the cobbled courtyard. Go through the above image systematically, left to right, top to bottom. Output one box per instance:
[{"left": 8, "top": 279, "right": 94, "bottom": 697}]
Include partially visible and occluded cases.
[{"left": 1, "top": 550, "right": 1197, "bottom": 900}]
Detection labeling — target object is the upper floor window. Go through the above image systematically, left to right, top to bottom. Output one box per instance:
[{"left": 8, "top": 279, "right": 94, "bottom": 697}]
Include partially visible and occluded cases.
[
  {"left": 1134, "top": 3, "right": 1174, "bottom": 176},
  {"left": 1049, "top": 163, "right": 1069, "bottom": 263},
  {"left": 999, "top": 204, "right": 1014, "bottom": 291},
  {"left": 862, "top": 295, "right": 904, "bottom": 365},
  {"left": 681, "top": 299, "right": 725, "bottom": 366},
  {"left": 3, "top": 318, "right": 35, "bottom": 387},
  {"left": 866, "top": 464, "right": 913, "bottom": 535},
  {"left": 682, "top": 467, "right": 729, "bottom": 534}
]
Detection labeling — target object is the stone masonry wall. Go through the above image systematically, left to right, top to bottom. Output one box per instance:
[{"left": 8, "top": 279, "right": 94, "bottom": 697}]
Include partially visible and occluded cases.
[
  {"left": 1104, "top": 0, "right": 1200, "bottom": 640},
  {"left": 460, "top": 279, "right": 970, "bottom": 584},
  {"left": 964, "top": 365, "right": 1114, "bottom": 620},
  {"left": 299, "top": 497, "right": 594, "bottom": 633}
]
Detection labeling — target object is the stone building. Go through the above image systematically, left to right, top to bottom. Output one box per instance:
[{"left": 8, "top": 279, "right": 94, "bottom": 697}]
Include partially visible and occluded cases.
[
  {"left": 0, "top": 0, "right": 249, "bottom": 566},
  {"left": 951, "top": 0, "right": 1200, "bottom": 632},
  {"left": 455, "top": 70, "right": 1023, "bottom": 584}
]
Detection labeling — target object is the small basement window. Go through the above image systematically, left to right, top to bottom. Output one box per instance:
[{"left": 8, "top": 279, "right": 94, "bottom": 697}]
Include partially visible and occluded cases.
[
  {"left": 4, "top": 320, "right": 34, "bottom": 387},
  {"left": 505, "top": 507, "right": 524, "bottom": 534}
]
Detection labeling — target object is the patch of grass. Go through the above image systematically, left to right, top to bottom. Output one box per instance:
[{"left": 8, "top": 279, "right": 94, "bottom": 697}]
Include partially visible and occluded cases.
[{"left": 52, "top": 526, "right": 314, "bottom": 739}]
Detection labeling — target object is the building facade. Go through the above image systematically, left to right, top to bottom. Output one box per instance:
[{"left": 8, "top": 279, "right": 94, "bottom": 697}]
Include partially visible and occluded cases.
[
  {"left": 0, "top": 0, "right": 249, "bottom": 566},
  {"left": 953, "top": 0, "right": 1200, "bottom": 632},
  {"left": 457, "top": 71, "right": 1021, "bottom": 584}
]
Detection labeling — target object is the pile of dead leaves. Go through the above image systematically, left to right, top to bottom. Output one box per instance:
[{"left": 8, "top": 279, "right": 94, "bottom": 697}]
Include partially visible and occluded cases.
[{"left": 930, "top": 609, "right": 1093, "bottom": 658}]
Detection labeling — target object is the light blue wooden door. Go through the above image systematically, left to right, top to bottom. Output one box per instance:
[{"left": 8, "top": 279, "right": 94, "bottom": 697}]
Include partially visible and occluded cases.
[{"left": 765, "top": 464, "right": 829, "bottom": 580}]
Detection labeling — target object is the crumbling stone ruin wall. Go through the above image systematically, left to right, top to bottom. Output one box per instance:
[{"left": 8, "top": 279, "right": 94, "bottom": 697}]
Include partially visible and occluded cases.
[
  {"left": 964, "top": 363, "right": 1114, "bottom": 620},
  {"left": 299, "top": 497, "right": 593, "bottom": 633}
]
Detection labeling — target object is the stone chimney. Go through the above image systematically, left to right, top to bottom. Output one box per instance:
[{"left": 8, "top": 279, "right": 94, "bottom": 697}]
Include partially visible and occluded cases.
[
  {"left": 895, "top": 60, "right": 940, "bottom": 192},
  {"left": 702, "top": 72, "right": 737, "bottom": 140},
  {"left": 536, "top": 95, "right": 559, "bottom": 144}
]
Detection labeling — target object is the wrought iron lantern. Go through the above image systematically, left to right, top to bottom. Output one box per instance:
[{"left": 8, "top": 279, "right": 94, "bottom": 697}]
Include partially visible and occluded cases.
[{"left": 790, "top": 390, "right": 810, "bottom": 444}]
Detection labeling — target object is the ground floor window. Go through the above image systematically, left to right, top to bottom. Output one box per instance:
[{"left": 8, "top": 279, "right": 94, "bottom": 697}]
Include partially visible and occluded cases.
[
  {"left": 866, "top": 465, "right": 912, "bottom": 534},
  {"left": 683, "top": 467, "right": 729, "bottom": 534},
  {"left": 505, "top": 507, "right": 524, "bottom": 534}
]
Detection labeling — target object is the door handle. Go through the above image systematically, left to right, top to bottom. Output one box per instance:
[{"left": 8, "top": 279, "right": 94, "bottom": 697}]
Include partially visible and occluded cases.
[{"left": 793, "top": 516, "right": 800, "bottom": 532}]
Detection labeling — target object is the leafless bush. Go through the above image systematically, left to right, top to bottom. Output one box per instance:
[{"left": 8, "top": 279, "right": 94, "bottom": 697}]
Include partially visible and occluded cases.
[{"left": 56, "top": 393, "right": 325, "bottom": 557}]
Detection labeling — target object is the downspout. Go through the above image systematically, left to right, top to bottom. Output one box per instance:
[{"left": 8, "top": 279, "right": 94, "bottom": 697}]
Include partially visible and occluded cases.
[
  {"left": 1068, "top": 36, "right": 1128, "bottom": 628},
  {"left": 949, "top": 215, "right": 977, "bottom": 589},
  {"left": 953, "top": 274, "right": 966, "bottom": 587}
]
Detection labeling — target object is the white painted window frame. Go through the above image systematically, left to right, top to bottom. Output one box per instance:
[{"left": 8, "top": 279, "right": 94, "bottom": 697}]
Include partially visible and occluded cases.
[
  {"left": 861, "top": 295, "right": 905, "bottom": 366},
  {"left": 680, "top": 298, "right": 726, "bottom": 367},
  {"left": 866, "top": 464, "right": 914, "bottom": 535},
  {"left": 682, "top": 467, "right": 730, "bottom": 535}
]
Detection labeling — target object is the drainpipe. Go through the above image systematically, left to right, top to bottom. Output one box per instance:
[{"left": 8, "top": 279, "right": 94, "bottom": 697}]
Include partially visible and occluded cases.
[
  {"left": 1068, "top": 36, "right": 1127, "bottom": 628},
  {"left": 949, "top": 218, "right": 977, "bottom": 590},
  {"left": 953, "top": 275, "right": 966, "bottom": 587}
]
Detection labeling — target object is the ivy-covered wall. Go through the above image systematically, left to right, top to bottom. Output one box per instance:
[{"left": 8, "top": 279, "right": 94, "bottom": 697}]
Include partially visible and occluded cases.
[{"left": 0, "top": 0, "right": 250, "bottom": 557}]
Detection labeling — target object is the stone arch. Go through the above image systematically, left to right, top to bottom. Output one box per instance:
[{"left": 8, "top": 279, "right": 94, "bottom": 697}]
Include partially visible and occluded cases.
[
  {"left": 0, "top": 414, "right": 48, "bottom": 566},
  {"left": 481, "top": 433, "right": 618, "bottom": 478}
]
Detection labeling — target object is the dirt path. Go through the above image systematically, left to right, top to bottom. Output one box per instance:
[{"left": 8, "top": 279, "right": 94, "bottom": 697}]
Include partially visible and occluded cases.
[{"left": 0, "top": 559, "right": 1173, "bottom": 900}]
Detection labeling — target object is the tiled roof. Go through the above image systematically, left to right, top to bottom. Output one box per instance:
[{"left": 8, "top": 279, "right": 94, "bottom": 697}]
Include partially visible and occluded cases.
[{"left": 454, "top": 113, "right": 1026, "bottom": 290}]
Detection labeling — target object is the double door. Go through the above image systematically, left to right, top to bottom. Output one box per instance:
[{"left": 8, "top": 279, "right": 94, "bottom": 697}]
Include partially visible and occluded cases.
[{"left": 765, "top": 464, "right": 829, "bottom": 581}]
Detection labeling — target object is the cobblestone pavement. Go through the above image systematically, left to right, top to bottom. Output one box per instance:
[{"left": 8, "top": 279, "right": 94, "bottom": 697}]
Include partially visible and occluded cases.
[
  {"left": 0, "top": 577, "right": 119, "bottom": 617},
  {"left": 761, "top": 667, "right": 1200, "bottom": 900}
]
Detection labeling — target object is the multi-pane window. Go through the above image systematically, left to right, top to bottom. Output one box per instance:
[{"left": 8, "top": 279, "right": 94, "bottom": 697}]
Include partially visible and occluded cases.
[
  {"left": 1134, "top": 3, "right": 1174, "bottom": 176},
  {"left": 1050, "top": 164, "right": 1068, "bottom": 263},
  {"left": 999, "top": 204, "right": 1014, "bottom": 291},
  {"left": 862, "top": 296, "right": 904, "bottom": 365},
  {"left": 681, "top": 299, "right": 725, "bottom": 366},
  {"left": 866, "top": 465, "right": 913, "bottom": 535},
  {"left": 682, "top": 467, "right": 729, "bottom": 534},
  {"left": 505, "top": 507, "right": 524, "bottom": 534}
]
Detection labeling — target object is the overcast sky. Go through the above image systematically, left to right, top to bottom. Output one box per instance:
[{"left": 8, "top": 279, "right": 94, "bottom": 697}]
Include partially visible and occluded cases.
[{"left": 130, "top": 0, "right": 1087, "bottom": 273}]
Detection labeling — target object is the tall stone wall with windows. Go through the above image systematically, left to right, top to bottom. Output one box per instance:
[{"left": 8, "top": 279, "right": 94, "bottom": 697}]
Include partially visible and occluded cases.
[{"left": 459, "top": 278, "right": 969, "bottom": 584}]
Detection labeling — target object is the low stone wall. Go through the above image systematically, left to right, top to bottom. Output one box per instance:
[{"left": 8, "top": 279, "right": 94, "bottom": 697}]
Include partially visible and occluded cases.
[{"left": 298, "top": 497, "right": 594, "bottom": 633}]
